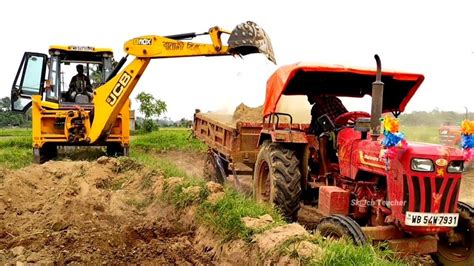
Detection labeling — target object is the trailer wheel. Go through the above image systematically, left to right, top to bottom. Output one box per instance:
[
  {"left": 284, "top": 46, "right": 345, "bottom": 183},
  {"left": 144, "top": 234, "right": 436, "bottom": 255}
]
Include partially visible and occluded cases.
[
  {"left": 253, "top": 141, "right": 301, "bottom": 222},
  {"left": 33, "top": 144, "right": 58, "bottom": 164},
  {"left": 203, "top": 152, "right": 226, "bottom": 184},
  {"left": 433, "top": 201, "right": 474, "bottom": 266},
  {"left": 316, "top": 214, "right": 368, "bottom": 245}
]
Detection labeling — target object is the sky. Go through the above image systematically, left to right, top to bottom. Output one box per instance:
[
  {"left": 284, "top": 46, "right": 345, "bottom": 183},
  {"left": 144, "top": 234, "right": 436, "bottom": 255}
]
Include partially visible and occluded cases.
[{"left": 1, "top": 0, "right": 474, "bottom": 120}]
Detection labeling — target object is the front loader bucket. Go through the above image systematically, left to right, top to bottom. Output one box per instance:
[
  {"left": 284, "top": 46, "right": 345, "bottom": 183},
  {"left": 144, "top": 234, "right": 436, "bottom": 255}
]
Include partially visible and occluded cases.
[{"left": 228, "top": 21, "right": 276, "bottom": 64}]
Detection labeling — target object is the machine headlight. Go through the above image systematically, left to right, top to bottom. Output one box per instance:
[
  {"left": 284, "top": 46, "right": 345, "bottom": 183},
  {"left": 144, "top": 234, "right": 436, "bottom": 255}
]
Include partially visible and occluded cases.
[
  {"left": 411, "top": 158, "right": 434, "bottom": 172},
  {"left": 447, "top": 161, "right": 464, "bottom": 173}
]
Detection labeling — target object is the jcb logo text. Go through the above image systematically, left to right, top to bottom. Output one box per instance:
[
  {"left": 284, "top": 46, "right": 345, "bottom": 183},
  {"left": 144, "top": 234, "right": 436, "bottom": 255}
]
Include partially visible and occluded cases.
[{"left": 107, "top": 72, "right": 131, "bottom": 106}]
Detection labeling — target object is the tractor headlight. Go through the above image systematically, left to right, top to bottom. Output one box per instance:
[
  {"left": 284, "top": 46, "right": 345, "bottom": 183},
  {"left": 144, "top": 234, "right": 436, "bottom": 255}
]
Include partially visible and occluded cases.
[
  {"left": 411, "top": 158, "right": 434, "bottom": 172},
  {"left": 447, "top": 161, "right": 464, "bottom": 173}
]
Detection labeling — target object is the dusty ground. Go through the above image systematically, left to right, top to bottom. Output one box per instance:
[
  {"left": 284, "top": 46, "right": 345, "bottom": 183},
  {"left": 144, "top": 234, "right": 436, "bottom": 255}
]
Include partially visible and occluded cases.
[{"left": 0, "top": 157, "right": 211, "bottom": 264}]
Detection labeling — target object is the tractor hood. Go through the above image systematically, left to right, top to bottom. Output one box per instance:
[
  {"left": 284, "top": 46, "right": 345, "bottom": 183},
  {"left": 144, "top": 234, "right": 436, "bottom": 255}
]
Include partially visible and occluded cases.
[
  {"left": 263, "top": 62, "right": 424, "bottom": 116},
  {"left": 403, "top": 142, "right": 464, "bottom": 159}
]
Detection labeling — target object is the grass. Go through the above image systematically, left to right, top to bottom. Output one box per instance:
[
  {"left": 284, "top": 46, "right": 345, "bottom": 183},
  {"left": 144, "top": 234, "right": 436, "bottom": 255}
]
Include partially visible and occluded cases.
[
  {"left": 401, "top": 125, "right": 439, "bottom": 144},
  {"left": 0, "top": 128, "right": 31, "bottom": 137},
  {"left": 132, "top": 128, "right": 207, "bottom": 152},
  {"left": 130, "top": 150, "right": 190, "bottom": 178},
  {"left": 197, "top": 187, "right": 285, "bottom": 241},
  {"left": 311, "top": 238, "right": 402, "bottom": 266}
]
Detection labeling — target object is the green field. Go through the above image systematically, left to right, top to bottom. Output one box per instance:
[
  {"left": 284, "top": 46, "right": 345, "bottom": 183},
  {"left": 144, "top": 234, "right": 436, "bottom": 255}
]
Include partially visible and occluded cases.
[
  {"left": 401, "top": 125, "right": 439, "bottom": 144},
  {"left": 0, "top": 126, "right": 441, "bottom": 170}
]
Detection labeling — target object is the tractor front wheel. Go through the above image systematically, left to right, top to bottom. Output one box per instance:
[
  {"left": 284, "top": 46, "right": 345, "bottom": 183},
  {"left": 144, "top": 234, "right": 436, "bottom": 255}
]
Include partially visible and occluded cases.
[
  {"left": 253, "top": 141, "right": 302, "bottom": 222},
  {"left": 316, "top": 214, "right": 368, "bottom": 245}
]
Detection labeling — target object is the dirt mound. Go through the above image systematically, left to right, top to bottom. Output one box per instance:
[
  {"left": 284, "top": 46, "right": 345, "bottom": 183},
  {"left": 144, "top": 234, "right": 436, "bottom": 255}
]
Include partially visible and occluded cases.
[
  {"left": 233, "top": 103, "right": 263, "bottom": 122},
  {"left": 0, "top": 158, "right": 210, "bottom": 264}
]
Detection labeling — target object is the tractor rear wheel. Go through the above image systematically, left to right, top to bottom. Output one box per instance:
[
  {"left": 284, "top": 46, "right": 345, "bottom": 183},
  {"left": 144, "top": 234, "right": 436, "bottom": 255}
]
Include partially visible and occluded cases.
[
  {"left": 253, "top": 141, "right": 302, "bottom": 222},
  {"left": 203, "top": 151, "right": 226, "bottom": 184},
  {"left": 433, "top": 201, "right": 474, "bottom": 266},
  {"left": 316, "top": 214, "right": 368, "bottom": 245}
]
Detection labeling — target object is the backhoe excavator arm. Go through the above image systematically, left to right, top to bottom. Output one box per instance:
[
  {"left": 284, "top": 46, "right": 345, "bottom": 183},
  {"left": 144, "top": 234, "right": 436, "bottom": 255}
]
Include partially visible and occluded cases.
[{"left": 88, "top": 21, "right": 275, "bottom": 143}]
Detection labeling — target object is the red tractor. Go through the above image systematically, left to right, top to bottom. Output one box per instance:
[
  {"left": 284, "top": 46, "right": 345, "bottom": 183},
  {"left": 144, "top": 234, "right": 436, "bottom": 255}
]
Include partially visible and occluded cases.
[{"left": 193, "top": 55, "right": 473, "bottom": 264}]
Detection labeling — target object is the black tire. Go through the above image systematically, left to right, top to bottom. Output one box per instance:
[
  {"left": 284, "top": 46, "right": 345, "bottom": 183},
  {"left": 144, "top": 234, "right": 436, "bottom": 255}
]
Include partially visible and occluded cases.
[
  {"left": 253, "top": 141, "right": 302, "bottom": 222},
  {"left": 106, "top": 143, "right": 126, "bottom": 157},
  {"left": 34, "top": 144, "right": 58, "bottom": 164},
  {"left": 203, "top": 152, "right": 226, "bottom": 184},
  {"left": 433, "top": 201, "right": 474, "bottom": 266},
  {"left": 316, "top": 214, "right": 368, "bottom": 245}
]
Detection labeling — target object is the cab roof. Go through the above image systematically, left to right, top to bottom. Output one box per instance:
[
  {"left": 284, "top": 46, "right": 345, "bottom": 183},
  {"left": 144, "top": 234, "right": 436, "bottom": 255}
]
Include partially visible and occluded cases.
[
  {"left": 48, "top": 45, "right": 113, "bottom": 63},
  {"left": 49, "top": 45, "right": 113, "bottom": 54},
  {"left": 263, "top": 62, "right": 425, "bottom": 116}
]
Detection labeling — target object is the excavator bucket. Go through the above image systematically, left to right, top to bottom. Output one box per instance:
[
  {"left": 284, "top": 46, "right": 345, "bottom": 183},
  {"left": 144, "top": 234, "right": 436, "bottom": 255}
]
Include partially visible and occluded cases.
[{"left": 228, "top": 21, "right": 276, "bottom": 64}]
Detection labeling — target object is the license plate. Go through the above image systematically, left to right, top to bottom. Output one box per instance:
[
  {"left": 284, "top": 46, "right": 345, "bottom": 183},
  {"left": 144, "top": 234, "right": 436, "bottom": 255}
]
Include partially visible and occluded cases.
[{"left": 405, "top": 212, "right": 459, "bottom": 227}]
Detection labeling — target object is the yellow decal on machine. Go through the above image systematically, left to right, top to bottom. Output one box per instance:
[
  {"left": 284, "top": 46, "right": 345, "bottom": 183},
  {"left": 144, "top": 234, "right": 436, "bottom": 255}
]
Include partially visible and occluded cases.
[
  {"left": 106, "top": 72, "right": 131, "bottom": 106},
  {"left": 359, "top": 151, "right": 385, "bottom": 169},
  {"left": 435, "top": 158, "right": 448, "bottom": 167}
]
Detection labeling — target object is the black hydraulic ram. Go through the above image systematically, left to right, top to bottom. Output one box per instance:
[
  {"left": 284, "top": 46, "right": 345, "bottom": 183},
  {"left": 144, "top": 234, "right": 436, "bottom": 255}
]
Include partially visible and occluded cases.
[{"left": 165, "top": 32, "right": 208, "bottom": 40}]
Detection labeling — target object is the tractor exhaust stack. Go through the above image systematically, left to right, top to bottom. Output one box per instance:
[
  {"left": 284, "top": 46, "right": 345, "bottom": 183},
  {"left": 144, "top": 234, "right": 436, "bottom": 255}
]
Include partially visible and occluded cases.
[{"left": 371, "top": 54, "right": 384, "bottom": 141}]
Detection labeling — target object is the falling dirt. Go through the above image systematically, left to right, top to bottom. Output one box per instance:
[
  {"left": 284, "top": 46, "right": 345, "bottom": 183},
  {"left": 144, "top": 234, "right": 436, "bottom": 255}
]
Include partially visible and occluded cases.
[
  {"left": 232, "top": 103, "right": 263, "bottom": 122},
  {"left": 0, "top": 157, "right": 212, "bottom": 264}
]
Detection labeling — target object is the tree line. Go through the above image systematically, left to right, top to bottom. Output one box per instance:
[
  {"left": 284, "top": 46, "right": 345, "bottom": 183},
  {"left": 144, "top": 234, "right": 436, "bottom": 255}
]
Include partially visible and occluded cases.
[
  {"left": 0, "top": 94, "right": 470, "bottom": 130},
  {"left": 0, "top": 97, "right": 31, "bottom": 127},
  {"left": 398, "top": 109, "right": 473, "bottom": 127}
]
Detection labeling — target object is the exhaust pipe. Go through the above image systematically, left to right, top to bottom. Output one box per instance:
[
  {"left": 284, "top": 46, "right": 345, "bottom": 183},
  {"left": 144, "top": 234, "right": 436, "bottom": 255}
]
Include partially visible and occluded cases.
[
  {"left": 227, "top": 21, "right": 276, "bottom": 64},
  {"left": 371, "top": 54, "right": 384, "bottom": 141}
]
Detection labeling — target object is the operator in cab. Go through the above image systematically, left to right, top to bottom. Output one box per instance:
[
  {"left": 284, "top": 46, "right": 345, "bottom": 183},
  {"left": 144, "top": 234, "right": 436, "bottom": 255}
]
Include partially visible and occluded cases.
[
  {"left": 68, "top": 64, "right": 92, "bottom": 102},
  {"left": 307, "top": 94, "right": 348, "bottom": 176},
  {"left": 307, "top": 95, "right": 348, "bottom": 135}
]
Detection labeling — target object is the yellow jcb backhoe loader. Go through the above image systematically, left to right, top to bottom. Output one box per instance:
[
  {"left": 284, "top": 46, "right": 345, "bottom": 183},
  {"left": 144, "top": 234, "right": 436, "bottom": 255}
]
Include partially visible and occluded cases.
[{"left": 10, "top": 21, "right": 275, "bottom": 163}]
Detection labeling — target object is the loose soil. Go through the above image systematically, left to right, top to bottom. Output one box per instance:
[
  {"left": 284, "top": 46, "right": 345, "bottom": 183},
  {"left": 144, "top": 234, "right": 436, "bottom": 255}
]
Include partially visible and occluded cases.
[{"left": 0, "top": 158, "right": 211, "bottom": 264}]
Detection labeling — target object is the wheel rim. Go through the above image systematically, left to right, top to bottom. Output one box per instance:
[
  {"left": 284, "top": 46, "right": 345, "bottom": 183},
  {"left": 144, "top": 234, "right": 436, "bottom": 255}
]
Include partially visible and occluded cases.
[
  {"left": 257, "top": 160, "right": 271, "bottom": 202},
  {"left": 437, "top": 213, "right": 473, "bottom": 262}
]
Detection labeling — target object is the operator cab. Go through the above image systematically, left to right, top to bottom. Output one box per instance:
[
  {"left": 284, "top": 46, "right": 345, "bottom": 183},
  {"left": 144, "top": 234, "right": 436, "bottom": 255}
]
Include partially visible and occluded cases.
[{"left": 11, "top": 45, "right": 114, "bottom": 112}]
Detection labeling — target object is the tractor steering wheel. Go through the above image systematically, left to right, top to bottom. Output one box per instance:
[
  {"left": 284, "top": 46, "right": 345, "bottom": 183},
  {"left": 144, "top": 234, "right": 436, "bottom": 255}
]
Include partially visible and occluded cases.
[{"left": 334, "top": 111, "right": 371, "bottom": 126}]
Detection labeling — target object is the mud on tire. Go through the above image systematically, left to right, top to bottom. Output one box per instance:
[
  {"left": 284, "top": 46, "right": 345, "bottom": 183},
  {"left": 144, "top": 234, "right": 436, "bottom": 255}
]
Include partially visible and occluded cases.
[
  {"left": 253, "top": 141, "right": 302, "bottom": 222},
  {"left": 203, "top": 152, "right": 226, "bottom": 184},
  {"left": 316, "top": 214, "right": 368, "bottom": 246}
]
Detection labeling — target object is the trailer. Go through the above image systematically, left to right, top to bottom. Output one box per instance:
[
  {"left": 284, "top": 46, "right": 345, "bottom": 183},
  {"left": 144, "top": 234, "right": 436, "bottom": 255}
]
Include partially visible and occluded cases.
[{"left": 193, "top": 111, "right": 312, "bottom": 176}]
